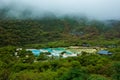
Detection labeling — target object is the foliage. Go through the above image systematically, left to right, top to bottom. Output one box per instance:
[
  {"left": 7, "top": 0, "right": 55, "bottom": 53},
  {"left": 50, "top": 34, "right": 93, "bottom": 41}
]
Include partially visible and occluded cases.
[
  {"left": 0, "top": 16, "right": 120, "bottom": 80},
  {"left": 0, "top": 18, "right": 120, "bottom": 47},
  {"left": 0, "top": 46, "right": 119, "bottom": 80},
  {"left": 112, "top": 62, "right": 120, "bottom": 80},
  {"left": 58, "top": 68, "right": 88, "bottom": 80},
  {"left": 88, "top": 74, "right": 111, "bottom": 80}
]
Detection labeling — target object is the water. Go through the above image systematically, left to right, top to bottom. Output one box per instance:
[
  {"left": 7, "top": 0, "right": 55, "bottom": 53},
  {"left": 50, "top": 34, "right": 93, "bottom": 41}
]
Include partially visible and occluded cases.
[
  {"left": 30, "top": 48, "right": 66, "bottom": 56},
  {"left": 31, "top": 50, "right": 41, "bottom": 56}
]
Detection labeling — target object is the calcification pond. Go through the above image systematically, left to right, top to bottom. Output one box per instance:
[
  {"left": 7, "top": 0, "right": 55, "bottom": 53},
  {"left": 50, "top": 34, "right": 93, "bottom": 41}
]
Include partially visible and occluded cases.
[
  {"left": 26, "top": 47, "right": 98, "bottom": 58},
  {"left": 26, "top": 48, "right": 71, "bottom": 56}
]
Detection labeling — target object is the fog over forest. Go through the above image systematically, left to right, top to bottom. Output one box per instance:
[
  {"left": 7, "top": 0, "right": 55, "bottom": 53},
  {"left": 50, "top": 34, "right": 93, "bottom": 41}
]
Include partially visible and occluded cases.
[{"left": 0, "top": 0, "right": 120, "bottom": 20}]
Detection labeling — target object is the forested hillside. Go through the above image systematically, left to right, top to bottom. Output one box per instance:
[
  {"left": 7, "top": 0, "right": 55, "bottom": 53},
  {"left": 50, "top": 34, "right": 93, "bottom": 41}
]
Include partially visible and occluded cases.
[{"left": 0, "top": 17, "right": 120, "bottom": 47}]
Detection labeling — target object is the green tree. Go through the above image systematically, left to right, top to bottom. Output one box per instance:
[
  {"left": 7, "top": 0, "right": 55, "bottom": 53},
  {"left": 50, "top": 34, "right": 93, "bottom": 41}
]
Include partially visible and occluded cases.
[
  {"left": 37, "top": 53, "right": 49, "bottom": 61},
  {"left": 112, "top": 62, "right": 120, "bottom": 80},
  {"left": 59, "top": 68, "right": 88, "bottom": 80},
  {"left": 88, "top": 74, "right": 110, "bottom": 80}
]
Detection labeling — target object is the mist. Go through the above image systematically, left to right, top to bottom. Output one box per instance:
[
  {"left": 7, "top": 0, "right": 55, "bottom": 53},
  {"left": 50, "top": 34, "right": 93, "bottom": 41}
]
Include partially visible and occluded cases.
[{"left": 0, "top": 0, "right": 120, "bottom": 20}]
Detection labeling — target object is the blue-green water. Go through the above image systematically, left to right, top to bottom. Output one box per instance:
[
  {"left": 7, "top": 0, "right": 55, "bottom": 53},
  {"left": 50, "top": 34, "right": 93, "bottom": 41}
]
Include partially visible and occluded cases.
[
  {"left": 29, "top": 48, "right": 66, "bottom": 56},
  {"left": 32, "top": 50, "right": 41, "bottom": 56}
]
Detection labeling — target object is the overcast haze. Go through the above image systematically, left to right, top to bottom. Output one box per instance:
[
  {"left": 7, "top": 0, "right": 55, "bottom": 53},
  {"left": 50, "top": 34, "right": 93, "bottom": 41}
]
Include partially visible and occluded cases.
[{"left": 0, "top": 0, "right": 120, "bottom": 20}]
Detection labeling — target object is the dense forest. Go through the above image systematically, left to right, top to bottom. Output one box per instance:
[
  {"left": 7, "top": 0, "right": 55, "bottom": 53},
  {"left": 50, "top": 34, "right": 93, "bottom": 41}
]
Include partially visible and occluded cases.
[
  {"left": 0, "top": 9, "right": 120, "bottom": 80},
  {"left": 0, "top": 16, "right": 120, "bottom": 47},
  {"left": 0, "top": 46, "right": 120, "bottom": 80}
]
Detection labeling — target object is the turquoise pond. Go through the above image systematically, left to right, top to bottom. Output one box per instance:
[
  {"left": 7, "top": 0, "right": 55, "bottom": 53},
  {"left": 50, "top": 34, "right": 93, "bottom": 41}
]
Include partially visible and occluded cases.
[
  {"left": 30, "top": 48, "right": 67, "bottom": 56},
  {"left": 31, "top": 50, "right": 41, "bottom": 56}
]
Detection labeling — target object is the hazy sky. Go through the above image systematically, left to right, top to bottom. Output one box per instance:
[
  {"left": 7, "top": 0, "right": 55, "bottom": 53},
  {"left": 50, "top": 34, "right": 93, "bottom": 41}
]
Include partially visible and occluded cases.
[{"left": 0, "top": 0, "right": 120, "bottom": 20}]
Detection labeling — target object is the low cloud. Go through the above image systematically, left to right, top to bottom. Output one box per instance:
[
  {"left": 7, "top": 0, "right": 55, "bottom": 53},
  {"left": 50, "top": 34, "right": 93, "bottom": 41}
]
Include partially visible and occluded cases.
[{"left": 0, "top": 0, "right": 120, "bottom": 20}]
